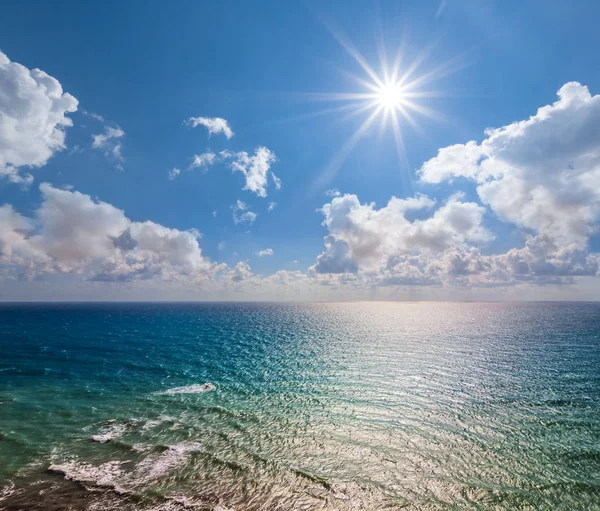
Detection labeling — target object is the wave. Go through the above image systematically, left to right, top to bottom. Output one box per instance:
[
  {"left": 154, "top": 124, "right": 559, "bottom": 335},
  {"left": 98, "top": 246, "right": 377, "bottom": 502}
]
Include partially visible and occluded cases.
[
  {"left": 155, "top": 383, "right": 216, "bottom": 395},
  {"left": 91, "top": 422, "right": 129, "bottom": 443},
  {"left": 49, "top": 441, "right": 203, "bottom": 495},
  {"left": 134, "top": 442, "right": 201, "bottom": 481},
  {"left": 48, "top": 460, "right": 131, "bottom": 495}
]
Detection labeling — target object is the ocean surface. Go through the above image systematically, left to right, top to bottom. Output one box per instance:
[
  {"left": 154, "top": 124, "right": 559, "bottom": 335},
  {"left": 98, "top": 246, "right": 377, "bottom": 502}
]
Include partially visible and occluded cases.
[{"left": 1, "top": 302, "right": 599, "bottom": 510}]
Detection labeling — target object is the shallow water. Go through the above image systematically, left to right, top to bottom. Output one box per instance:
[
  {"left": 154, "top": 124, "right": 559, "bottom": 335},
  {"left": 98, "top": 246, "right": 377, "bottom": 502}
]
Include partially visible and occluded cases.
[{"left": 1, "top": 302, "right": 599, "bottom": 510}]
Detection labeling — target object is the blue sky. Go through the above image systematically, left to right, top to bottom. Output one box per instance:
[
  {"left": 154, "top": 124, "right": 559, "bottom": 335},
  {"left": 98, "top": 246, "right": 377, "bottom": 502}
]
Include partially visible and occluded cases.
[{"left": 1, "top": 0, "right": 600, "bottom": 300}]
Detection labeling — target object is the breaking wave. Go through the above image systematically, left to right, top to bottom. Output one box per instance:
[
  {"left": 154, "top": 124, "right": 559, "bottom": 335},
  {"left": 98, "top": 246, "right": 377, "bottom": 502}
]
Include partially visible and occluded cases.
[{"left": 155, "top": 383, "right": 215, "bottom": 395}]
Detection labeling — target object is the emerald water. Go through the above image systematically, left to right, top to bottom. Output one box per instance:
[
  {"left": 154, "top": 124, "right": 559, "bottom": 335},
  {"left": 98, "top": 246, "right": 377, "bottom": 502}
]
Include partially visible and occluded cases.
[{"left": 1, "top": 302, "right": 599, "bottom": 510}]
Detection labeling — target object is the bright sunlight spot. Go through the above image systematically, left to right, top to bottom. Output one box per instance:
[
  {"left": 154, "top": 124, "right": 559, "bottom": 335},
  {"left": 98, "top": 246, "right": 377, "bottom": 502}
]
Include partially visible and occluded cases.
[{"left": 377, "top": 83, "right": 405, "bottom": 109}]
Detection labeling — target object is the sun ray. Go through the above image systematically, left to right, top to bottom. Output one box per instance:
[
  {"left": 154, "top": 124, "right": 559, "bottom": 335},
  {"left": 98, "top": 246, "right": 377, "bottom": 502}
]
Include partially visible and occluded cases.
[
  {"left": 321, "top": 21, "right": 385, "bottom": 89},
  {"left": 305, "top": 27, "right": 454, "bottom": 193},
  {"left": 296, "top": 91, "right": 377, "bottom": 103},
  {"left": 401, "top": 99, "right": 445, "bottom": 122},
  {"left": 339, "top": 100, "right": 381, "bottom": 123},
  {"left": 266, "top": 102, "right": 373, "bottom": 126},
  {"left": 396, "top": 104, "right": 425, "bottom": 135},
  {"left": 311, "top": 106, "right": 382, "bottom": 191},
  {"left": 390, "top": 109, "right": 413, "bottom": 193}
]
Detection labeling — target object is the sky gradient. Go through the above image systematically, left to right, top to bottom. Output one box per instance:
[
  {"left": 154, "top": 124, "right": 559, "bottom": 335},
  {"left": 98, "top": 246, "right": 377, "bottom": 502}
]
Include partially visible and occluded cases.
[{"left": 1, "top": 0, "right": 600, "bottom": 301}]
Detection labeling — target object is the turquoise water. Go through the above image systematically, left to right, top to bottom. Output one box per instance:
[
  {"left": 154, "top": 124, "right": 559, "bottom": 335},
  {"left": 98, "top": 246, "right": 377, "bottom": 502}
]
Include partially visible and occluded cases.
[{"left": 1, "top": 302, "right": 599, "bottom": 510}]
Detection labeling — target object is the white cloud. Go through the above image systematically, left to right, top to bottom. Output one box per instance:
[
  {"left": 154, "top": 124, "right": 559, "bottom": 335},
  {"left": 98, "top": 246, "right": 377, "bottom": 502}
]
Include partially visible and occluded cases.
[
  {"left": 0, "top": 51, "right": 78, "bottom": 185},
  {"left": 419, "top": 82, "right": 600, "bottom": 245},
  {"left": 82, "top": 110, "right": 104, "bottom": 122},
  {"left": 186, "top": 116, "right": 234, "bottom": 139},
  {"left": 92, "top": 126, "right": 125, "bottom": 169},
  {"left": 419, "top": 141, "right": 483, "bottom": 183},
  {"left": 222, "top": 147, "right": 278, "bottom": 198},
  {"left": 190, "top": 151, "right": 216, "bottom": 170},
  {"left": 168, "top": 168, "right": 181, "bottom": 180},
  {"left": 272, "top": 173, "right": 281, "bottom": 190},
  {"left": 0, "top": 184, "right": 211, "bottom": 282},
  {"left": 309, "top": 189, "right": 600, "bottom": 289},
  {"left": 325, "top": 189, "right": 341, "bottom": 198},
  {"left": 314, "top": 193, "right": 490, "bottom": 273},
  {"left": 232, "top": 200, "right": 257, "bottom": 225},
  {"left": 268, "top": 202, "right": 277, "bottom": 212},
  {"left": 313, "top": 236, "right": 358, "bottom": 274},
  {"left": 257, "top": 248, "right": 273, "bottom": 257},
  {"left": 229, "top": 261, "right": 253, "bottom": 282}
]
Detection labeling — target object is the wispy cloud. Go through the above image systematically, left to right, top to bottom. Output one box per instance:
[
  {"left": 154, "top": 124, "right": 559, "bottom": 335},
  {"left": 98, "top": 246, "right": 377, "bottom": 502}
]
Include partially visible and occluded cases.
[
  {"left": 435, "top": 0, "right": 447, "bottom": 18},
  {"left": 82, "top": 110, "right": 105, "bottom": 122},
  {"left": 92, "top": 126, "right": 125, "bottom": 169},
  {"left": 190, "top": 152, "right": 216, "bottom": 170},
  {"left": 232, "top": 200, "right": 257, "bottom": 225},
  {"left": 257, "top": 248, "right": 274, "bottom": 257}
]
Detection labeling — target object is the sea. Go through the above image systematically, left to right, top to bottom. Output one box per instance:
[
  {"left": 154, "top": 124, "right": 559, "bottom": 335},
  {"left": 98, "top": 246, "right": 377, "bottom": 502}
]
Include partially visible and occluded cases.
[{"left": 0, "top": 302, "right": 599, "bottom": 510}]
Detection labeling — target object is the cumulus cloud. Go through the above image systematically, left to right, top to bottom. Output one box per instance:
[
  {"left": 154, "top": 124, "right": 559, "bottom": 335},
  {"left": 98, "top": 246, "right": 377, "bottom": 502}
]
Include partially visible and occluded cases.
[
  {"left": 0, "top": 51, "right": 78, "bottom": 185},
  {"left": 419, "top": 82, "right": 600, "bottom": 245},
  {"left": 186, "top": 116, "right": 234, "bottom": 139},
  {"left": 92, "top": 126, "right": 125, "bottom": 169},
  {"left": 221, "top": 147, "right": 278, "bottom": 198},
  {"left": 0, "top": 184, "right": 211, "bottom": 282},
  {"left": 325, "top": 189, "right": 341, "bottom": 198},
  {"left": 314, "top": 193, "right": 490, "bottom": 273},
  {"left": 232, "top": 200, "right": 257, "bottom": 225},
  {"left": 313, "top": 236, "right": 358, "bottom": 274},
  {"left": 257, "top": 248, "right": 273, "bottom": 256},
  {"left": 229, "top": 261, "right": 254, "bottom": 283}
]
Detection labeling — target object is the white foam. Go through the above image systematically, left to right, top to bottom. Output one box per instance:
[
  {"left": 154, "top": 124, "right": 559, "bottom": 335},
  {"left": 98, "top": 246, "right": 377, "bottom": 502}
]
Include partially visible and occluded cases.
[
  {"left": 155, "top": 383, "right": 215, "bottom": 395},
  {"left": 91, "top": 423, "right": 128, "bottom": 443},
  {"left": 48, "top": 442, "right": 203, "bottom": 496},
  {"left": 135, "top": 442, "right": 201, "bottom": 481},
  {"left": 131, "top": 443, "right": 153, "bottom": 453},
  {"left": 48, "top": 460, "right": 130, "bottom": 494},
  {"left": 0, "top": 481, "right": 16, "bottom": 502}
]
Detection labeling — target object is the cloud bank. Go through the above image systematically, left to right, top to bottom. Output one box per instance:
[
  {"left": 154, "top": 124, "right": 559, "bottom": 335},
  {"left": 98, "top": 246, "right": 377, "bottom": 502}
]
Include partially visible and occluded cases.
[{"left": 0, "top": 184, "right": 211, "bottom": 282}]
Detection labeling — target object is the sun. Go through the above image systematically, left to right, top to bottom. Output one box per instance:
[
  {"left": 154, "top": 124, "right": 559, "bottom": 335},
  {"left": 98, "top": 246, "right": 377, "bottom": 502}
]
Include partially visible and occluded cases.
[
  {"left": 302, "top": 24, "right": 462, "bottom": 191},
  {"left": 376, "top": 82, "right": 406, "bottom": 110}
]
